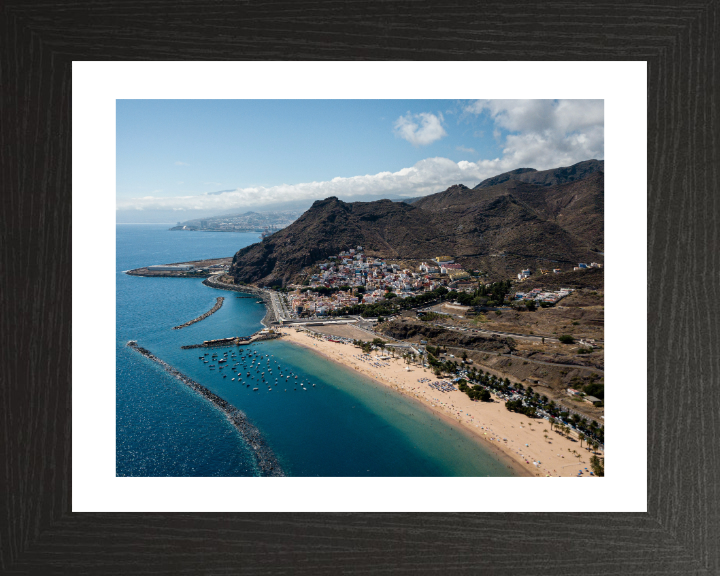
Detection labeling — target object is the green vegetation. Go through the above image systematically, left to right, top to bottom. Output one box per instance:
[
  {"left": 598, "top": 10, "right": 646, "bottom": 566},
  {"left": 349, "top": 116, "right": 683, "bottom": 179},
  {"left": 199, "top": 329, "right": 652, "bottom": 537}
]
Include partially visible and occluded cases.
[
  {"left": 454, "top": 280, "right": 512, "bottom": 308},
  {"left": 330, "top": 285, "right": 449, "bottom": 318},
  {"left": 420, "top": 312, "right": 442, "bottom": 322},
  {"left": 558, "top": 334, "right": 575, "bottom": 344},
  {"left": 577, "top": 347, "right": 593, "bottom": 354},
  {"left": 457, "top": 379, "right": 492, "bottom": 402},
  {"left": 583, "top": 382, "right": 604, "bottom": 400},
  {"left": 505, "top": 399, "right": 537, "bottom": 417},
  {"left": 590, "top": 455, "right": 604, "bottom": 476}
]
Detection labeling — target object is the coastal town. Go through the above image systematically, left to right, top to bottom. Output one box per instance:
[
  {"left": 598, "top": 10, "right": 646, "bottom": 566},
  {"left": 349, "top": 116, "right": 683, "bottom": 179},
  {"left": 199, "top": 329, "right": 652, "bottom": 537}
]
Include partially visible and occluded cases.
[
  {"left": 116, "top": 99, "right": 609, "bottom": 484},
  {"left": 169, "top": 209, "right": 301, "bottom": 234},
  {"left": 123, "top": 237, "right": 606, "bottom": 479},
  {"left": 273, "top": 247, "right": 596, "bottom": 319}
]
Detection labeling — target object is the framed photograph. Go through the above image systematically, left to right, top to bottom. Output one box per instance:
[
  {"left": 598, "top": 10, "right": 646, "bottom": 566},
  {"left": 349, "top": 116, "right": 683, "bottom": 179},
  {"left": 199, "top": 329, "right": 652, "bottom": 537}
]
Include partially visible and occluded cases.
[{"left": 3, "top": 3, "right": 717, "bottom": 574}]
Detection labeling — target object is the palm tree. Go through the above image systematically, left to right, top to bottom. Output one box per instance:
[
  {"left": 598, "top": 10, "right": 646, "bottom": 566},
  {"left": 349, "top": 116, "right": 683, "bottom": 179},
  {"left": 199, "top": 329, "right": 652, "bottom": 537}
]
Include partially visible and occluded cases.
[
  {"left": 549, "top": 417, "right": 556, "bottom": 431},
  {"left": 579, "top": 433, "right": 585, "bottom": 449}
]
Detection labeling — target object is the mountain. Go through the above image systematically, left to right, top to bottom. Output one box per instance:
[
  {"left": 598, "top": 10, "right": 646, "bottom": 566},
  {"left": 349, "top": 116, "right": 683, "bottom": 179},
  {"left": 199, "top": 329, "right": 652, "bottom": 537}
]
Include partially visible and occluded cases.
[
  {"left": 473, "top": 159, "right": 603, "bottom": 189},
  {"left": 229, "top": 160, "right": 604, "bottom": 287},
  {"left": 413, "top": 167, "right": 604, "bottom": 253},
  {"left": 474, "top": 167, "right": 537, "bottom": 189},
  {"left": 230, "top": 198, "right": 456, "bottom": 286}
]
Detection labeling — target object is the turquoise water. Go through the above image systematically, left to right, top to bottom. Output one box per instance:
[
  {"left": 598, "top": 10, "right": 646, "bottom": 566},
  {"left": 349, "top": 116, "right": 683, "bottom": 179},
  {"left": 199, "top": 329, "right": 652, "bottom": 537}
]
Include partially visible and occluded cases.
[{"left": 116, "top": 224, "right": 515, "bottom": 476}]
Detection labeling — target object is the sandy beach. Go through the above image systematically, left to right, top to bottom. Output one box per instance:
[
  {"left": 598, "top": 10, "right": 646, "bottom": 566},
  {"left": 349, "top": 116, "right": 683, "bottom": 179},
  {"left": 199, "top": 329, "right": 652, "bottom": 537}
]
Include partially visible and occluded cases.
[{"left": 278, "top": 327, "right": 601, "bottom": 477}]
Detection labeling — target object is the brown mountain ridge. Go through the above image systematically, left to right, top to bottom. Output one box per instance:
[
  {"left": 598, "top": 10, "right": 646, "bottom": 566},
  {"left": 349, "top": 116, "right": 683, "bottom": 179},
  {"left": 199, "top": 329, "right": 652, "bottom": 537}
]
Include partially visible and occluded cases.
[{"left": 230, "top": 160, "right": 604, "bottom": 287}]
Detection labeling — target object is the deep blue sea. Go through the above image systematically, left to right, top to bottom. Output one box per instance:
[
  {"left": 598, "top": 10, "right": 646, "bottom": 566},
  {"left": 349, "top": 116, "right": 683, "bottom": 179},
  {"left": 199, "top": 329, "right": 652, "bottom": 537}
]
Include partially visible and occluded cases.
[{"left": 116, "top": 224, "right": 515, "bottom": 477}]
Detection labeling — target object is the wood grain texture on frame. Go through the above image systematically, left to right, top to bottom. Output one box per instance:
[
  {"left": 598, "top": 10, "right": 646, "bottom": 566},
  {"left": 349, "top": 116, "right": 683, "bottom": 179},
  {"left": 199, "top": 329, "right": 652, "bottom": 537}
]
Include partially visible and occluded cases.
[{"left": 1, "top": 1, "right": 718, "bottom": 574}]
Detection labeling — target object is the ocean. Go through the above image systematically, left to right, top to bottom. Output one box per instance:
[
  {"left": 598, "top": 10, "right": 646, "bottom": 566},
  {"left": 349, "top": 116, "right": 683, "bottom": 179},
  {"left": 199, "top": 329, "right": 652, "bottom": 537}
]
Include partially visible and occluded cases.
[{"left": 116, "top": 224, "right": 515, "bottom": 477}]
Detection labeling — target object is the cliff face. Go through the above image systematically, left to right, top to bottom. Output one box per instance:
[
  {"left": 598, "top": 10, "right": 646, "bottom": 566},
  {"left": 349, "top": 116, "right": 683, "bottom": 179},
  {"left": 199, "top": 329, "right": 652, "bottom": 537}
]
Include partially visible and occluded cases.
[{"left": 230, "top": 160, "right": 604, "bottom": 287}]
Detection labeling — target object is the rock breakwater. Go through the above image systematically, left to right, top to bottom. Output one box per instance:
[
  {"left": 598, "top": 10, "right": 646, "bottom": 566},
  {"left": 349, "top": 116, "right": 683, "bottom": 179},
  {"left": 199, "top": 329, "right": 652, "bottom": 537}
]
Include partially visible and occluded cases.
[
  {"left": 202, "top": 275, "right": 276, "bottom": 326},
  {"left": 173, "top": 297, "right": 224, "bottom": 330},
  {"left": 127, "top": 341, "right": 284, "bottom": 477}
]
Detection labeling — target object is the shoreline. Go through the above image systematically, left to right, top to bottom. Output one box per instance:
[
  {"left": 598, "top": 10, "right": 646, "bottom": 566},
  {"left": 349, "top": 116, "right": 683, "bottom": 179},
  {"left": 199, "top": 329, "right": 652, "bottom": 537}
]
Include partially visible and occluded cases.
[
  {"left": 201, "top": 275, "right": 276, "bottom": 327},
  {"left": 279, "top": 327, "right": 599, "bottom": 477},
  {"left": 281, "top": 330, "right": 529, "bottom": 478}
]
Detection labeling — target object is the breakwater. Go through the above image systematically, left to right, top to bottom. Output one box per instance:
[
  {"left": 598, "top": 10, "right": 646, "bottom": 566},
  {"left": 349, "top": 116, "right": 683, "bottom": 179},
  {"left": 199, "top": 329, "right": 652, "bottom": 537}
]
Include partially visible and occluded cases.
[
  {"left": 202, "top": 275, "right": 276, "bottom": 326},
  {"left": 173, "top": 297, "right": 224, "bottom": 330},
  {"left": 181, "top": 331, "right": 282, "bottom": 350},
  {"left": 126, "top": 341, "right": 284, "bottom": 477}
]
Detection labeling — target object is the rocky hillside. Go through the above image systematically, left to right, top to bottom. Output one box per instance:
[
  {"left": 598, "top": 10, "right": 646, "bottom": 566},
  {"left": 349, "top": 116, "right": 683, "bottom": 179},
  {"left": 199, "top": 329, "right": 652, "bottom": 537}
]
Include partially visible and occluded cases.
[
  {"left": 230, "top": 160, "right": 604, "bottom": 287},
  {"left": 230, "top": 198, "right": 456, "bottom": 286},
  {"left": 378, "top": 318, "right": 516, "bottom": 353}
]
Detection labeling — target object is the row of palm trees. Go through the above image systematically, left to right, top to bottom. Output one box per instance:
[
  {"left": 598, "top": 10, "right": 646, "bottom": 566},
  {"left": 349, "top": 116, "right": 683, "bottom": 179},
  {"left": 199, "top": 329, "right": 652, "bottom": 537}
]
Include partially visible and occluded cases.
[{"left": 549, "top": 418, "right": 601, "bottom": 453}]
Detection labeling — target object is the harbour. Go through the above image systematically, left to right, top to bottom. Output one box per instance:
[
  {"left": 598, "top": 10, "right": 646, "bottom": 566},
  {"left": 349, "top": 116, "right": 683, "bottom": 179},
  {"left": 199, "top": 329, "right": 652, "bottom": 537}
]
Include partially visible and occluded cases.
[{"left": 116, "top": 224, "right": 517, "bottom": 477}]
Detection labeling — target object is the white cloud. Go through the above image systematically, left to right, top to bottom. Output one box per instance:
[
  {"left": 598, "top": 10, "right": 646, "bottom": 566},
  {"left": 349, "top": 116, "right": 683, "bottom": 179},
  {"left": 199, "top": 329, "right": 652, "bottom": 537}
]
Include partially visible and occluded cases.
[
  {"left": 466, "top": 99, "right": 604, "bottom": 169},
  {"left": 119, "top": 100, "right": 603, "bottom": 214},
  {"left": 393, "top": 112, "right": 447, "bottom": 146},
  {"left": 117, "top": 157, "right": 512, "bottom": 212},
  {"left": 174, "top": 161, "right": 190, "bottom": 166}
]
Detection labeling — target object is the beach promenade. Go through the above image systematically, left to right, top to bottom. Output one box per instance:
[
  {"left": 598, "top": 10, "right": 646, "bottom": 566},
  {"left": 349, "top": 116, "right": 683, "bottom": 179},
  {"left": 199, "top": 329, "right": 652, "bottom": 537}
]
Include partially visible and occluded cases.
[{"left": 278, "top": 327, "right": 602, "bottom": 478}]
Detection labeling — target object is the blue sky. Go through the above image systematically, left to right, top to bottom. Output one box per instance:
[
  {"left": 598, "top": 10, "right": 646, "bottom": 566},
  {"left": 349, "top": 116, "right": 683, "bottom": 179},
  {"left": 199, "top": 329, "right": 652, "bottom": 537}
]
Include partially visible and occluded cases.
[{"left": 117, "top": 99, "right": 603, "bottom": 220}]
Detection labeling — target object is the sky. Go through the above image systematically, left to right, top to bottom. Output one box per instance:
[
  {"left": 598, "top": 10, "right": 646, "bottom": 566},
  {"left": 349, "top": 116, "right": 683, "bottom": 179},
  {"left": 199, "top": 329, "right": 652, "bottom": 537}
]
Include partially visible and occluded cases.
[{"left": 116, "top": 99, "right": 604, "bottom": 222}]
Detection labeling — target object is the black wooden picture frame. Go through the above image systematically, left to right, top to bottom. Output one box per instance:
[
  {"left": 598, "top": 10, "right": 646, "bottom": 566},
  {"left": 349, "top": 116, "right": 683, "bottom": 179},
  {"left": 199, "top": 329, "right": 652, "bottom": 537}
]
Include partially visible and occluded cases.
[{"left": 2, "top": 2, "right": 717, "bottom": 574}]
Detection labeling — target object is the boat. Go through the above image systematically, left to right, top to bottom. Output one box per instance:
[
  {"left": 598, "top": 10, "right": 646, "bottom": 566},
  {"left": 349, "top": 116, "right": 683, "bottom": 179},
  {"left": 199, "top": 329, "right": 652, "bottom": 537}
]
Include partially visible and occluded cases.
[{"left": 253, "top": 388, "right": 258, "bottom": 391}]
